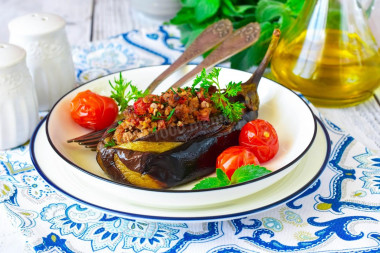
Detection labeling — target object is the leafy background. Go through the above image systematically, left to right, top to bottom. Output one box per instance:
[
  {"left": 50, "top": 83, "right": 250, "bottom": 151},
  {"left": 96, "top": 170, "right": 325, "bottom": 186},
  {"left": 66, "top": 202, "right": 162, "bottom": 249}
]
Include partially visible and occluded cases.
[{"left": 169, "top": 0, "right": 305, "bottom": 70}]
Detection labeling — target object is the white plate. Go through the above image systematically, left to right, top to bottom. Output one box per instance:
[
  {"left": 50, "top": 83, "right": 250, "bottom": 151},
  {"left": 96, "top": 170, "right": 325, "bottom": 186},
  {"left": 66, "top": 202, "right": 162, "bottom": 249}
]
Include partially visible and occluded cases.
[
  {"left": 45, "top": 66, "right": 317, "bottom": 208},
  {"left": 31, "top": 117, "right": 329, "bottom": 222}
]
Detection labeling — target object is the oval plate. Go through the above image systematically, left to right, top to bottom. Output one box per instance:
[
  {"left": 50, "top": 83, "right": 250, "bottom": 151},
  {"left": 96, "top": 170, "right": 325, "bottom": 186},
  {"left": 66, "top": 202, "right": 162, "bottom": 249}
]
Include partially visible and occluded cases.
[
  {"left": 44, "top": 66, "right": 317, "bottom": 208},
  {"left": 31, "top": 117, "right": 329, "bottom": 222}
]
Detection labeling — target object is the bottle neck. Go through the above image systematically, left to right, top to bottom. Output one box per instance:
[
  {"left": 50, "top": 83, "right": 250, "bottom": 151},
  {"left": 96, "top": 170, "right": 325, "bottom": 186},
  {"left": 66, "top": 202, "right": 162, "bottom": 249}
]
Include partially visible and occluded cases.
[{"left": 291, "top": 0, "right": 373, "bottom": 33}]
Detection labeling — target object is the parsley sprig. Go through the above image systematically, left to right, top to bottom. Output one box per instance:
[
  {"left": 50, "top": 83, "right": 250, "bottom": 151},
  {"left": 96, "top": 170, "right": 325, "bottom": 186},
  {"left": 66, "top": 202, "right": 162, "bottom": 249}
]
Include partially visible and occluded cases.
[
  {"left": 192, "top": 68, "right": 245, "bottom": 122},
  {"left": 109, "top": 72, "right": 149, "bottom": 112}
]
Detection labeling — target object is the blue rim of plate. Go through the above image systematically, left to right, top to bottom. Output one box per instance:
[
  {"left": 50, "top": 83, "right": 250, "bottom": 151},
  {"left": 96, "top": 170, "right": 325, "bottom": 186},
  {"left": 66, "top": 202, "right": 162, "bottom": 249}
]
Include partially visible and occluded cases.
[
  {"left": 44, "top": 65, "right": 318, "bottom": 194},
  {"left": 30, "top": 115, "right": 330, "bottom": 222}
]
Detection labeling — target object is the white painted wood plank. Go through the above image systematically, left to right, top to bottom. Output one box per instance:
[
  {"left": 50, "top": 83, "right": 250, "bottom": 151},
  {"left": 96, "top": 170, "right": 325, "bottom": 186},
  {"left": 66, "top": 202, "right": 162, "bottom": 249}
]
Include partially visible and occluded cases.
[
  {"left": 0, "top": 0, "right": 93, "bottom": 45},
  {"left": 1, "top": 0, "right": 379, "bottom": 153},
  {"left": 92, "top": 0, "right": 167, "bottom": 41},
  {"left": 92, "top": 0, "right": 133, "bottom": 41},
  {"left": 317, "top": 0, "right": 380, "bottom": 151},
  {"left": 318, "top": 97, "right": 380, "bottom": 152}
]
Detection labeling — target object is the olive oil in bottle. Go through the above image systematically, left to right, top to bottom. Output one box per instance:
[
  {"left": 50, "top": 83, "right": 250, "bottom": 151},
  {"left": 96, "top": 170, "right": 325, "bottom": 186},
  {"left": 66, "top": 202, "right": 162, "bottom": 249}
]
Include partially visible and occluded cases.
[
  {"left": 270, "top": 0, "right": 380, "bottom": 107},
  {"left": 271, "top": 29, "right": 380, "bottom": 107}
]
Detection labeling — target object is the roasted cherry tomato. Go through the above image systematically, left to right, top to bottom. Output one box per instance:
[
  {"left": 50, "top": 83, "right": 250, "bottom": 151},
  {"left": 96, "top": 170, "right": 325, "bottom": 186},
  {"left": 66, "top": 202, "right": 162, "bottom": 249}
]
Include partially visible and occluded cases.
[
  {"left": 70, "top": 90, "right": 118, "bottom": 130},
  {"left": 239, "top": 119, "right": 279, "bottom": 163},
  {"left": 216, "top": 146, "right": 260, "bottom": 179}
]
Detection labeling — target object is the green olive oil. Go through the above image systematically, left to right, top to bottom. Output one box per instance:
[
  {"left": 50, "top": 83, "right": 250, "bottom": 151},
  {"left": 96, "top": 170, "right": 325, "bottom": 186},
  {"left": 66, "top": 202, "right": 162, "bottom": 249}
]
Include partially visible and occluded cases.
[{"left": 271, "top": 29, "right": 380, "bottom": 107}]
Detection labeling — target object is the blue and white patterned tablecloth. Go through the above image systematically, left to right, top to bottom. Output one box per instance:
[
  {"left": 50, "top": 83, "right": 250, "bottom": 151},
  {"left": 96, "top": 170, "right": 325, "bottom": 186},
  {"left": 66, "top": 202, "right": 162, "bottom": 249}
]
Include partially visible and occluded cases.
[{"left": 1, "top": 26, "right": 380, "bottom": 253}]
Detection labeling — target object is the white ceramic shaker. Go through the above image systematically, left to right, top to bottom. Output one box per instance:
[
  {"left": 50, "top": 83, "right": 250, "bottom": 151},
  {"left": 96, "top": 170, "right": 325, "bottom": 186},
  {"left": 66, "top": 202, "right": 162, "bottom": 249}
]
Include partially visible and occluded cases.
[
  {"left": 130, "top": 0, "right": 181, "bottom": 19},
  {"left": 8, "top": 13, "right": 76, "bottom": 111},
  {"left": 0, "top": 43, "right": 39, "bottom": 150}
]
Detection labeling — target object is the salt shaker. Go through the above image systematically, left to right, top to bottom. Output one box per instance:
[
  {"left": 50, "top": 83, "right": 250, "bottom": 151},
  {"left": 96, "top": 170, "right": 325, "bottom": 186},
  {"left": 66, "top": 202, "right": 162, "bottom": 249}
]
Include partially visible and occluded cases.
[
  {"left": 8, "top": 13, "right": 76, "bottom": 111},
  {"left": 0, "top": 43, "right": 39, "bottom": 150}
]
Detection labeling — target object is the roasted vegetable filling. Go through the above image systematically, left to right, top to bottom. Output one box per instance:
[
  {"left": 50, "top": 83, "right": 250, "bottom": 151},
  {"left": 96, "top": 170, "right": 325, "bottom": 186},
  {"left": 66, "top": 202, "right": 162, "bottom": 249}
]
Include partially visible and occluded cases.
[{"left": 113, "top": 87, "right": 220, "bottom": 144}]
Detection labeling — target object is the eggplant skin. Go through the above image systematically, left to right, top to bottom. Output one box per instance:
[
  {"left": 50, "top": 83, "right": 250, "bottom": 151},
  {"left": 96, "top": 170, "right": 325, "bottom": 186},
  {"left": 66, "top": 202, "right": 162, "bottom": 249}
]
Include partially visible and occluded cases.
[
  {"left": 95, "top": 29, "right": 281, "bottom": 189},
  {"left": 96, "top": 110, "right": 257, "bottom": 189}
]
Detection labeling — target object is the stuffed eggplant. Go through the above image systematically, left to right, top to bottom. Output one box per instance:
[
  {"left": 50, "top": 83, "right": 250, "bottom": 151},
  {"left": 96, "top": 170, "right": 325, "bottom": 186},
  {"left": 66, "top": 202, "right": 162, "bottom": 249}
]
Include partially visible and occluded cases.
[{"left": 96, "top": 30, "right": 280, "bottom": 189}]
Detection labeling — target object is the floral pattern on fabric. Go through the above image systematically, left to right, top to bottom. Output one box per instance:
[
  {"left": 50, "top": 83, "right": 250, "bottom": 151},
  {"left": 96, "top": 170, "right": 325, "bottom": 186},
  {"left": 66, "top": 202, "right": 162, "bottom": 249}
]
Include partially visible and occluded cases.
[{"left": 0, "top": 26, "right": 379, "bottom": 252}]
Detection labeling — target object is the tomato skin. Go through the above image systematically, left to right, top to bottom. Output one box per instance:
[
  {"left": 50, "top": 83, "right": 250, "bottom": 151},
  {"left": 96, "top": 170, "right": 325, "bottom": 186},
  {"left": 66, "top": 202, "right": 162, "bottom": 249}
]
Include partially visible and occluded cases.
[
  {"left": 70, "top": 90, "right": 118, "bottom": 130},
  {"left": 133, "top": 98, "right": 150, "bottom": 115},
  {"left": 239, "top": 119, "right": 279, "bottom": 163},
  {"left": 216, "top": 146, "right": 260, "bottom": 179}
]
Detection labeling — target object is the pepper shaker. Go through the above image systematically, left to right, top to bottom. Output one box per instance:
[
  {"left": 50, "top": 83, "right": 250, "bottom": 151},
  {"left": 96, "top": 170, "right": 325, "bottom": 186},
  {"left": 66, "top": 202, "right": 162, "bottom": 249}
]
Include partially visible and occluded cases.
[
  {"left": 8, "top": 13, "right": 76, "bottom": 111},
  {"left": 0, "top": 43, "right": 39, "bottom": 150}
]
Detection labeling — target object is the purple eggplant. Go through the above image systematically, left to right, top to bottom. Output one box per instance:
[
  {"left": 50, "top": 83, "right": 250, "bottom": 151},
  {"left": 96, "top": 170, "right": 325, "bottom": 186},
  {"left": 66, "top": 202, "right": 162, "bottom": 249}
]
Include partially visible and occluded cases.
[{"left": 96, "top": 29, "right": 280, "bottom": 189}]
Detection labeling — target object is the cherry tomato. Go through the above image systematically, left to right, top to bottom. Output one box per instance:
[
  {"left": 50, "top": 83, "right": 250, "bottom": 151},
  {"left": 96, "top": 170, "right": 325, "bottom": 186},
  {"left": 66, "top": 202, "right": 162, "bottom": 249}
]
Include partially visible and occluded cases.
[
  {"left": 70, "top": 90, "right": 118, "bottom": 130},
  {"left": 133, "top": 97, "right": 150, "bottom": 115},
  {"left": 239, "top": 119, "right": 279, "bottom": 163},
  {"left": 216, "top": 146, "right": 260, "bottom": 179}
]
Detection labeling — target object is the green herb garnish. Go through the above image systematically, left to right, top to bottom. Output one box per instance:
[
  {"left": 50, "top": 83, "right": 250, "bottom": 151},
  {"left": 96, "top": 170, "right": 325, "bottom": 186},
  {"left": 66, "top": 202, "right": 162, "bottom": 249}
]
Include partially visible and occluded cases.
[
  {"left": 169, "top": 0, "right": 303, "bottom": 70},
  {"left": 191, "top": 68, "right": 214, "bottom": 93},
  {"left": 192, "top": 68, "right": 245, "bottom": 122},
  {"left": 109, "top": 72, "right": 149, "bottom": 112},
  {"left": 170, "top": 87, "right": 177, "bottom": 94},
  {"left": 166, "top": 108, "right": 175, "bottom": 121},
  {"left": 152, "top": 111, "right": 163, "bottom": 121},
  {"left": 152, "top": 116, "right": 162, "bottom": 121},
  {"left": 152, "top": 126, "right": 157, "bottom": 133},
  {"left": 107, "top": 128, "right": 116, "bottom": 133},
  {"left": 104, "top": 139, "right": 116, "bottom": 148},
  {"left": 192, "top": 165, "right": 271, "bottom": 190},
  {"left": 230, "top": 165, "right": 271, "bottom": 184},
  {"left": 193, "top": 169, "right": 230, "bottom": 190}
]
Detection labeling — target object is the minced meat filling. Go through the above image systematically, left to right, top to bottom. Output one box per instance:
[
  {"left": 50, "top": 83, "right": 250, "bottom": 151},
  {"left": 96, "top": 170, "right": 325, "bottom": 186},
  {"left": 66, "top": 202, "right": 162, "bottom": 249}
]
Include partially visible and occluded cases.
[{"left": 113, "top": 87, "right": 219, "bottom": 144}]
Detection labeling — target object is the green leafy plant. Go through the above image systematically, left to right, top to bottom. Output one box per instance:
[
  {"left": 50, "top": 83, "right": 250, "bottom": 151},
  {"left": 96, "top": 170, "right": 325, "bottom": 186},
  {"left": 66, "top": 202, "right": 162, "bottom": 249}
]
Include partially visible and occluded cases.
[
  {"left": 170, "top": 0, "right": 304, "bottom": 70},
  {"left": 192, "top": 68, "right": 245, "bottom": 122},
  {"left": 109, "top": 72, "right": 149, "bottom": 112},
  {"left": 192, "top": 164, "right": 271, "bottom": 190}
]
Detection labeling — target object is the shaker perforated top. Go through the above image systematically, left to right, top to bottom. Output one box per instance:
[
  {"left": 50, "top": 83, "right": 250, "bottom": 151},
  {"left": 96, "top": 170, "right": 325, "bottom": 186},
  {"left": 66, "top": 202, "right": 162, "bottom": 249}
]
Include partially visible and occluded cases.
[
  {"left": 8, "top": 13, "right": 65, "bottom": 37},
  {"left": 0, "top": 43, "right": 26, "bottom": 69}
]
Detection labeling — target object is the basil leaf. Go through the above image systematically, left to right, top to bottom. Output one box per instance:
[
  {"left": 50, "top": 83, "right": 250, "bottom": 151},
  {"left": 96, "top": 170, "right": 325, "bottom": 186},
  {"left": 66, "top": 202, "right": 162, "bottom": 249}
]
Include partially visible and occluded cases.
[
  {"left": 170, "top": 0, "right": 303, "bottom": 70},
  {"left": 181, "top": 0, "right": 198, "bottom": 7},
  {"left": 195, "top": 0, "right": 220, "bottom": 23},
  {"left": 256, "top": 0, "right": 286, "bottom": 23},
  {"left": 285, "top": 0, "right": 305, "bottom": 14},
  {"left": 222, "top": 1, "right": 255, "bottom": 17},
  {"left": 235, "top": 5, "right": 257, "bottom": 14},
  {"left": 170, "top": 8, "right": 195, "bottom": 25},
  {"left": 231, "top": 22, "right": 275, "bottom": 69},
  {"left": 177, "top": 24, "right": 204, "bottom": 46},
  {"left": 230, "top": 165, "right": 272, "bottom": 185},
  {"left": 216, "top": 168, "right": 230, "bottom": 185},
  {"left": 192, "top": 169, "right": 230, "bottom": 190},
  {"left": 192, "top": 176, "right": 230, "bottom": 190}
]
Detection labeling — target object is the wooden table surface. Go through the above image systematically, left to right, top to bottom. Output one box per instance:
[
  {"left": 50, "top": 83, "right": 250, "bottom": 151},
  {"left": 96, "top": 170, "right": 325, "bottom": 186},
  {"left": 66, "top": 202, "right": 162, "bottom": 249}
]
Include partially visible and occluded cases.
[{"left": 1, "top": 0, "right": 379, "bottom": 152}]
